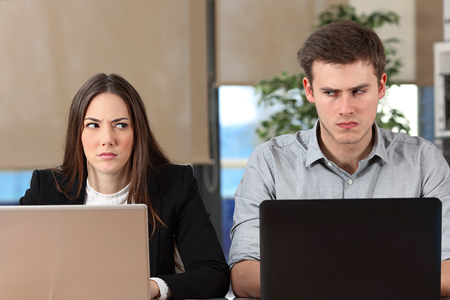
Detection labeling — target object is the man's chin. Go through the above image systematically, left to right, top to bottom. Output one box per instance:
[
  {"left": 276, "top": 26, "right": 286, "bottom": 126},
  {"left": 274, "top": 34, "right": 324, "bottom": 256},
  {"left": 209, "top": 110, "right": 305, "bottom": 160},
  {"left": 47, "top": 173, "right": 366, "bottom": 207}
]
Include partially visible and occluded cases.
[{"left": 334, "top": 134, "right": 362, "bottom": 145}]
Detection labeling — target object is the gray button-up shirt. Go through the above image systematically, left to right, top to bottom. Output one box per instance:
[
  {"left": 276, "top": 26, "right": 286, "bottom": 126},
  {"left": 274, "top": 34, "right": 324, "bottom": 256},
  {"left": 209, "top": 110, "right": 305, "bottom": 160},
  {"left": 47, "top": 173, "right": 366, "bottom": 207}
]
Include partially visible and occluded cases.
[{"left": 229, "top": 122, "right": 450, "bottom": 267}]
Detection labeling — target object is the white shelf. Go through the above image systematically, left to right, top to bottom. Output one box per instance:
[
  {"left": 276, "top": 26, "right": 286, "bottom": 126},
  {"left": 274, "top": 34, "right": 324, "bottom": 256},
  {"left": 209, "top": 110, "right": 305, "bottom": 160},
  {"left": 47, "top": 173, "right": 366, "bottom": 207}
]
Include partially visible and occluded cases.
[{"left": 434, "top": 42, "right": 450, "bottom": 138}]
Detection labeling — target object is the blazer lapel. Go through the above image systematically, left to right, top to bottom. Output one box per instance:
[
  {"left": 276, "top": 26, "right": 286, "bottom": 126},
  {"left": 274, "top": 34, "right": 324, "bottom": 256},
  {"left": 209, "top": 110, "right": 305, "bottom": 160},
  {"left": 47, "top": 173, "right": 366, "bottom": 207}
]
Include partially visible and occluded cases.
[{"left": 147, "top": 175, "right": 161, "bottom": 276}]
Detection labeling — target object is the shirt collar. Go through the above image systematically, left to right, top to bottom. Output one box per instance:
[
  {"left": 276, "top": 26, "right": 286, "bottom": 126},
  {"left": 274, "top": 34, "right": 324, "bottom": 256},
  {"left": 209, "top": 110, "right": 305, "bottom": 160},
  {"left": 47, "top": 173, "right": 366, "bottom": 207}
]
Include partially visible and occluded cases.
[
  {"left": 304, "top": 120, "right": 390, "bottom": 167},
  {"left": 305, "top": 121, "right": 327, "bottom": 167},
  {"left": 369, "top": 123, "right": 390, "bottom": 164}
]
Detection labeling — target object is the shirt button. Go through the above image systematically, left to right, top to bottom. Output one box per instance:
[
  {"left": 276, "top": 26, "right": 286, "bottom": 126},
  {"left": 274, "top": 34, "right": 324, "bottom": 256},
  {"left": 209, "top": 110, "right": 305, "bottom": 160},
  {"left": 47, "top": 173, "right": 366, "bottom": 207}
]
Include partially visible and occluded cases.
[
  {"left": 327, "top": 162, "right": 332, "bottom": 167},
  {"left": 348, "top": 179, "right": 353, "bottom": 185}
]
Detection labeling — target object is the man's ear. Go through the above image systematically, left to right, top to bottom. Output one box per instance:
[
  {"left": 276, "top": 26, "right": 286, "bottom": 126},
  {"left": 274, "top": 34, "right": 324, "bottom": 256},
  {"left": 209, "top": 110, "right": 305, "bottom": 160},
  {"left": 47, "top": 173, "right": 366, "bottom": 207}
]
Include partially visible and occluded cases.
[
  {"left": 378, "top": 73, "right": 387, "bottom": 99},
  {"left": 303, "top": 77, "right": 315, "bottom": 103},
  {"left": 303, "top": 77, "right": 314, "bottom": 103}
]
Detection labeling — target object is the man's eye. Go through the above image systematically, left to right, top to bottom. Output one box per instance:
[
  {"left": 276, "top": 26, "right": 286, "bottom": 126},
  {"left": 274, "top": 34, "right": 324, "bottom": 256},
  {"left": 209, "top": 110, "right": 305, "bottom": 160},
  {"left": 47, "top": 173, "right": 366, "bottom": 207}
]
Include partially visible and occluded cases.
[
  {"left": 354, "top": 90, "right": 365, "bottom": 94},
  {"left": 325, "top": 91, "right": 337, "bottom": 96},
  {"left": 115, "top": 123, "right": 128, "bottom": 129}
]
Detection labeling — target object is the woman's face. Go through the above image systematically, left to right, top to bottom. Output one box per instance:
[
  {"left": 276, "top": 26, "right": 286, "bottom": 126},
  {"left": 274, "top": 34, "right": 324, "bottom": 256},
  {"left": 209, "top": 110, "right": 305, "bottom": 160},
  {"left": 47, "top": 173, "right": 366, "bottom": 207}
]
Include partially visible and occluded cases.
[{"left": 81, "top": 93, "right": 134, "bottom": 179}]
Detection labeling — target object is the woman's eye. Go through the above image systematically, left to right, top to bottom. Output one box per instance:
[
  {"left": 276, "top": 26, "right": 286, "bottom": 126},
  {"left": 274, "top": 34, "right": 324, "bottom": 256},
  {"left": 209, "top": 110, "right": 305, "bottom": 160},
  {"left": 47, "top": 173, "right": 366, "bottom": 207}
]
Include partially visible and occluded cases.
[
  {"left": 86, "top": 123, "right": 98, "bottom": 129},
  {"left": 115, "top": 123, "right": 128, "bottom": 129}
]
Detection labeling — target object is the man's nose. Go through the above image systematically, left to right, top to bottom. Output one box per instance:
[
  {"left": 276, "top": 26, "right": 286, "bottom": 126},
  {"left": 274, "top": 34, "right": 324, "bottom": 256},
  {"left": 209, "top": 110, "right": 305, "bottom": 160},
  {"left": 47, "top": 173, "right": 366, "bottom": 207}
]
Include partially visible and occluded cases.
[{"left": 338, "top": 94, "right": 355, "bottom": 116}]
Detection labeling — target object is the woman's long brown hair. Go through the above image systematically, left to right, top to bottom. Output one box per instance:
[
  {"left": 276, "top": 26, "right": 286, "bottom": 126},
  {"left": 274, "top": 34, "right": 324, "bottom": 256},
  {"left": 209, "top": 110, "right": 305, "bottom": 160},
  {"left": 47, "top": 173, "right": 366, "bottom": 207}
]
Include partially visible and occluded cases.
[{"left": 54, "top": 73, "right": 171, "bottom": 234}]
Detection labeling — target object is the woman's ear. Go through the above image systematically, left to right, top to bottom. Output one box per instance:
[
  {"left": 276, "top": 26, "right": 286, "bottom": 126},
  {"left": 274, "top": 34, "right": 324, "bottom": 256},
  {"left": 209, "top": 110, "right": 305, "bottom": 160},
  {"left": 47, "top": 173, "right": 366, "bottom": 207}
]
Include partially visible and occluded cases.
[{"left": 303, "top": 77, "right": 315, "bottom": 104}]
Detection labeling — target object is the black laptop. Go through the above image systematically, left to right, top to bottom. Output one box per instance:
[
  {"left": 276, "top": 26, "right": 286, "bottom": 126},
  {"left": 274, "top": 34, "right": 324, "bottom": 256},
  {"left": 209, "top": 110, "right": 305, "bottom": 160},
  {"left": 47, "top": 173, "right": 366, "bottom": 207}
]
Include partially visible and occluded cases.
[{"left": 260, "top": 198, "right": 442, "bottom": 300}]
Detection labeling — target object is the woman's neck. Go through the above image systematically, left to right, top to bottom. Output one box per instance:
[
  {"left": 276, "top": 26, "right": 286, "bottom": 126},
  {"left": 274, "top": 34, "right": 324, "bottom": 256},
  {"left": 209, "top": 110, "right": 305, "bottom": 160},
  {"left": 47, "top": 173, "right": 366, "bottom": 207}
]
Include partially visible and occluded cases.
[{"left": 86, "top": 165, "right": 131, "bottom": 194}]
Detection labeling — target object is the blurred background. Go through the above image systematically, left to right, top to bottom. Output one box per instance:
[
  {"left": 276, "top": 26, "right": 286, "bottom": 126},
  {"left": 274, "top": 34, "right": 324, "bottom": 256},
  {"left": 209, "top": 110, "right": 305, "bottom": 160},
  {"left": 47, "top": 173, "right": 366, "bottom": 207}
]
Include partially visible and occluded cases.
[{"left": 0, "top": 0, "right": 449, "bottom": 264}]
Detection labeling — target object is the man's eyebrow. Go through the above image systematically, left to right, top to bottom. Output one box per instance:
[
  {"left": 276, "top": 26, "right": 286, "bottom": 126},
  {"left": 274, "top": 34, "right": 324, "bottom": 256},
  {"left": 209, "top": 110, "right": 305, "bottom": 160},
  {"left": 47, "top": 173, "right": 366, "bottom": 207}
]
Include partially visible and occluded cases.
[
  {"left": 350, "top": 83, "right": 371, "bottom": 90},
  {"left": 319, "top": 84, "right": 371, "bottom": 92},
  {"left": 319, "top": 86, "right": 341, "bottom": 92}
]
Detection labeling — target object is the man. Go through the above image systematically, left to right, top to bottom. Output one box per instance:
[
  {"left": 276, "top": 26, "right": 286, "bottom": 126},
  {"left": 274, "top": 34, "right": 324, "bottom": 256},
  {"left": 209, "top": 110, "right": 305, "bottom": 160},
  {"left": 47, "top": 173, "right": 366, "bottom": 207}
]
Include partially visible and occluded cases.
[{"left": 229, "top": 20, "right": 450, "bottom": 298}]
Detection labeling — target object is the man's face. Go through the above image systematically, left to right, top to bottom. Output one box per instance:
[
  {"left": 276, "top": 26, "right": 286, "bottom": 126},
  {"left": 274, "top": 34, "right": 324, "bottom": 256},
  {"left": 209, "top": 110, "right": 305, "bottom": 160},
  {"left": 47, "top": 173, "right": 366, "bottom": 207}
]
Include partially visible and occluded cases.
[{"left": 303, "top": 60, "right": 386, "bottom": 149}]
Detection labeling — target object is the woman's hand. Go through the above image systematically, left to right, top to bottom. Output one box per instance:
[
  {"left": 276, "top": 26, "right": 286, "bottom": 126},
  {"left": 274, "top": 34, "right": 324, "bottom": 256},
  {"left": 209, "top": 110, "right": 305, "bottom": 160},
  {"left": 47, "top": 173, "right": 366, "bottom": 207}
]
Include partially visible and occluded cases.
[{"left": 150, "top": 279, "right": 161, "bottom": 299}]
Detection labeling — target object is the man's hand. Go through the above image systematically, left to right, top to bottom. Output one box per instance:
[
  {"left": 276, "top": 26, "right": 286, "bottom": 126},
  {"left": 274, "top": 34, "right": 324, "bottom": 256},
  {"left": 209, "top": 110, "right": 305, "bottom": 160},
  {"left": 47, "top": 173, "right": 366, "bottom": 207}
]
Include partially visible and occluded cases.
[
  {"left": 231, "top": 260, "right": 261, "bottom": 298},
  {"left": 231, "top": 260, "right": 450, "bottom": 298},
  {"left": 442, "top": 260, "right": 450, "bottom": 297}
]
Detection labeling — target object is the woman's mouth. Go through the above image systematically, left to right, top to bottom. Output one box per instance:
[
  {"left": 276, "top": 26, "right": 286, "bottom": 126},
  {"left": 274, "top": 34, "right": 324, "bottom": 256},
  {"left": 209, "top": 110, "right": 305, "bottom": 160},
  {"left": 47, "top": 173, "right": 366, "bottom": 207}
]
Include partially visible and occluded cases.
[{"left": 99, "top": 152, "right": 117, "bottom": 160}]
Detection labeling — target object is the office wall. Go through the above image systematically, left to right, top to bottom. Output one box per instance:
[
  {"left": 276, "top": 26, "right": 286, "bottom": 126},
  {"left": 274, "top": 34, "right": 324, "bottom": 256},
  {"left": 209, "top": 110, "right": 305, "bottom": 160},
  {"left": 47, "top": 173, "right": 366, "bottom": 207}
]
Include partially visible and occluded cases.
[
  {"left": 0, "top": 0, "right": 210, "bottom": 169},
  {"left": 0, "top": 0, "right": 444, "bottom": 169},
  {"left": 216, "top": 0, "right": 443, "bottom": 86},
  {"left": 216, "top": 0, "right": 348, "bottom": 86},
  {"left": 350, "top": 0, "right": 416, "bottom": 83},
  {"left": 352, "top": 0, "right": 443, "bottom": 86},
  {"left": 415, "top": 0, "right": 443, "bottom": 86}
]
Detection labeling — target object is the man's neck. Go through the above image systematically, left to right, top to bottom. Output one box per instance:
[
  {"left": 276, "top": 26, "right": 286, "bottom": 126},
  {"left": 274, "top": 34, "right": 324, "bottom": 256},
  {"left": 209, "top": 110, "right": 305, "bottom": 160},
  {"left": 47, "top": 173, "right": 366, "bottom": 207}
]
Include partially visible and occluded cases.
[{"left": 318, "top": 126, "right": 375, "bottom": 175}]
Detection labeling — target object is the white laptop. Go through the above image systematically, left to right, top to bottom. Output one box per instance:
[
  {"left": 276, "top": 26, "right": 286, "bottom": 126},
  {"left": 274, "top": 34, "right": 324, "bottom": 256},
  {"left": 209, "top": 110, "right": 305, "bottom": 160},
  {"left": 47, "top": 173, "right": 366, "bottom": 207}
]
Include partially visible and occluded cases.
[{"left": 0, "top": 204, "right": 150, "bottom": 300}]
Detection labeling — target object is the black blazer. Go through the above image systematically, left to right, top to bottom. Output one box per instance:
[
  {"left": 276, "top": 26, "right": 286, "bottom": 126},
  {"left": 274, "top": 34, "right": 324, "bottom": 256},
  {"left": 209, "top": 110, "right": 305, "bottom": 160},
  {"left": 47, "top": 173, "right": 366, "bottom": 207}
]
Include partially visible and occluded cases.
[{"left": 20, "top": 164, "right": 230, "bottom": 300}]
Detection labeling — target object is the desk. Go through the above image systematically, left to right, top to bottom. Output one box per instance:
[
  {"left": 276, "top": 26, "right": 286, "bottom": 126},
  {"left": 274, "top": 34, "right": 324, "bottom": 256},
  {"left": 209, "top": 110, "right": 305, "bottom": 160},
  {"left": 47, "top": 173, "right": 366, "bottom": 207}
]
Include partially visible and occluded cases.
[
  {"left": 6, "top": 295, "right": 442, "bottom": 300},
  {"left": 188, "top": 297, "right": 450, "bottom": 299},
  {"left": 229, "top": 297, "right": 450, "bottom": 300},
  {"left": 229, "top": 298, "right": 450, "bottom": 300}
]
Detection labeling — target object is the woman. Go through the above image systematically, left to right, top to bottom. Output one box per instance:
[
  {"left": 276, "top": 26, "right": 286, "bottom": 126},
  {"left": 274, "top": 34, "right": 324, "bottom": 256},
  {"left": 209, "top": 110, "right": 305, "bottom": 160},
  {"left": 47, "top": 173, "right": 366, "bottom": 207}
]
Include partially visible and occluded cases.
[{"left": 20, "top": 73, "right": 230, "bottom": 300}]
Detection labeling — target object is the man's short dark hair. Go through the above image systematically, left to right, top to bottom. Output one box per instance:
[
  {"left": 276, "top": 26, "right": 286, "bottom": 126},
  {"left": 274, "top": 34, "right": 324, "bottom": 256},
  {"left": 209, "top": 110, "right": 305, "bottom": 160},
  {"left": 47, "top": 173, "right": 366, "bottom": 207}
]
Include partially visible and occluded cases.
[{"left": 298, "top": 20, "right": 386, "bottom": 85}]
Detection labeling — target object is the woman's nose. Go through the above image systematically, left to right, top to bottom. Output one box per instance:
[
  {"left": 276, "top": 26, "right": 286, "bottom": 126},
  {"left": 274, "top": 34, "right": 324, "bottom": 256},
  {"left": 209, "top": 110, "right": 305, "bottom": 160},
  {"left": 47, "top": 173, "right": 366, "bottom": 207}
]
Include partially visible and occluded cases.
[{"left": 101, "top": 128, "right": 114, "bottom": 146}]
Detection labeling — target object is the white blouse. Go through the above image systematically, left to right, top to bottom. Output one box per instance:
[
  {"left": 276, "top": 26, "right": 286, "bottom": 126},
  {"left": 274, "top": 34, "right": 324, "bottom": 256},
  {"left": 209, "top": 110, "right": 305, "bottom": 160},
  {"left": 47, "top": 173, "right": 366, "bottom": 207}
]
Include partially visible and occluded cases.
[
  {"left": 83, "top": 180, "right": 171, "bottom": 300},
  {"left": 84, "top": 180, "right": 130, "bottom": 205}
]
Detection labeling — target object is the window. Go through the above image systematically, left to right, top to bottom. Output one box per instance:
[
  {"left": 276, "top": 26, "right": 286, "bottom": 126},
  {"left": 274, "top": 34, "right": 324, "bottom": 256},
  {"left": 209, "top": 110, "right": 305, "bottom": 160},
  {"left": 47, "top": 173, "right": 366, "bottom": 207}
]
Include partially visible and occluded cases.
[
  {"left": 219, "top": 86, "right": 263, "bottom": 261},
  {"left": 0, "top": 171, "right": 33, "bottom": 205}
]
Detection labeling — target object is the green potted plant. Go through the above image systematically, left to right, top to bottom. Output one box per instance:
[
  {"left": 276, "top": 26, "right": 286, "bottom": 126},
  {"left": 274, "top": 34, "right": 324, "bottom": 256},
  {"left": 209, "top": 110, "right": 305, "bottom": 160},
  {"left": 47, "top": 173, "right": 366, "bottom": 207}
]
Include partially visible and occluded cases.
[{"left": 255, "top": 4, "right": 410, "bottom": 141}]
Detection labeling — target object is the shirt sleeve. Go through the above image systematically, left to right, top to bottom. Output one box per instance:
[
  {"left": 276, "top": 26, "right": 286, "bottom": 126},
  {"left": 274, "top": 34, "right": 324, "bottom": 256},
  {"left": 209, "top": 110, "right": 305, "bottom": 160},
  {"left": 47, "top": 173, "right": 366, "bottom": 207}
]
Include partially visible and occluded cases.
[
  {"left": 420, "top": 143, "right": 450, "bottom": 261},
  {"left": 228, "top": 146, "right": 275, "bottom": 267},
  {"left": 150, "top": 277, "right": 170, "bottom": 300}
]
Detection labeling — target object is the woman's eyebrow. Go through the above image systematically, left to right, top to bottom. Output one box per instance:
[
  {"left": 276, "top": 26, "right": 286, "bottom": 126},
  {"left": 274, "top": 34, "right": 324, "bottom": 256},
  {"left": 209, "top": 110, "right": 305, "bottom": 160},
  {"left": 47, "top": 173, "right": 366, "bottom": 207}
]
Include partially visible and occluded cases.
[
  {"left": 83, "top": 117, "right": 130, "bottom": 122},
  {"left": 84, "top": 117, "right": 101, "bottom": 122},
  {"left": 111, "top": 117, "right": 130, "bottom": 123}
]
